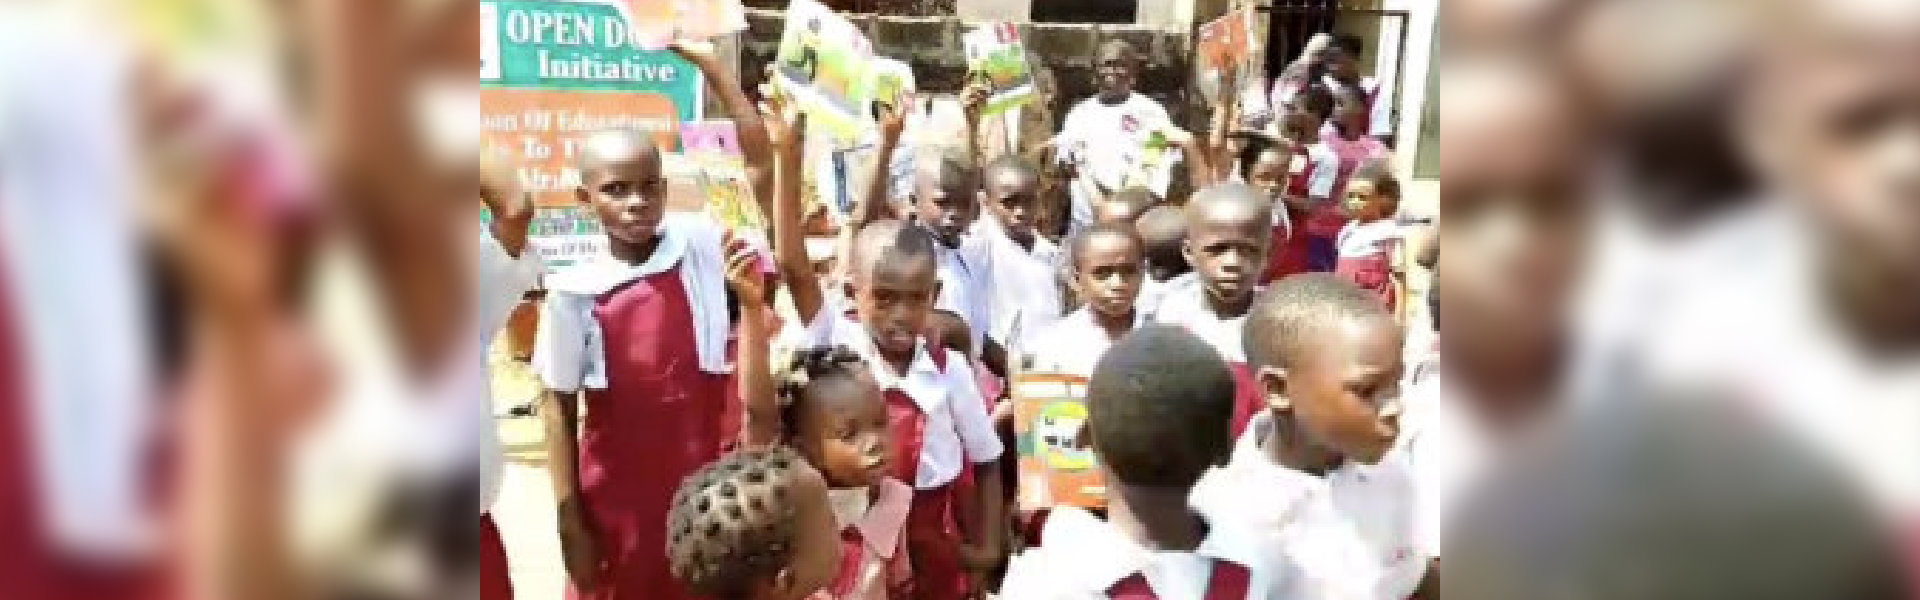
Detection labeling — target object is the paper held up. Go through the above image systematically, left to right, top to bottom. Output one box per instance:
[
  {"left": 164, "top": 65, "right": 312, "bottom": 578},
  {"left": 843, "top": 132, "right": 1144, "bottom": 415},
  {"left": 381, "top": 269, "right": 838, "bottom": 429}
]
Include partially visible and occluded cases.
[
  {"left": 613, "top": 0, "right": 750, "bottom": 50},
  {"left": 962, "top": 23, "right": 1037, "bottom": 116}
]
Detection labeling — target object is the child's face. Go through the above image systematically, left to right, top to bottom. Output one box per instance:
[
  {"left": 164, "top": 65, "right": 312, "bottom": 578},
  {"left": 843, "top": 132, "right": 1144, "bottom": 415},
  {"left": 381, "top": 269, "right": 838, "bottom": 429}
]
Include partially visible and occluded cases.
[
  {"left": 1756, "top": 19, "right": 1920, "bottom": 279},
  {"left": 1441, "top": 59, "right": 1593, "bottom": 354},
  {"left": 1335, "top": 94, "right": 1369, "bottom": 133},
  {"left": 1283, "top": 98, "right": 1327, "bottom": 135},
  {"left": 1246, "top": 149, "right": 1294, "bottom": 203},
  {"left": 579, "top": 151, "right": 668, "bottom": 244},
  {"left": 915, "top": 168, "right": 980, "bottom": 248},
  {"left": 986, "top": 169, "right": 1041, "bottom": 242},
  {"left": 1344, "top": 179, "right": 1397, "bottom": 222},
  {"left": 1184, "top": 202, "right": 1271, "bottom": 306},
  {"left": 1073, "top": 234, "right": 1146, "bottom": 320},
  {"left": 853, "top": 258, "right": 939, "bottom": 360},
  {"left": 1272, "top": 316, "right": 1405, "bottom": 465},
  {"left": 793, "top": 371, "right": 891, "bottom": 490},
  {"left": 767, "top": 464, "right": 839, "bottom": 600}
]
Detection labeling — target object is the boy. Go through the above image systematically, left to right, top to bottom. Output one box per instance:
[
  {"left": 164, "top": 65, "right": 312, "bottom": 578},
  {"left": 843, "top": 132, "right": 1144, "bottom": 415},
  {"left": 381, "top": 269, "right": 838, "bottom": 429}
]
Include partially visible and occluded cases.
[
  {"left": 1636, "top": 0, "right": 1920, "bottom": 552},
  {"left": 1058, "top": 40, "right": 1178, "bottom": 236},
  {"left": 533, "top": 129, "right": 762, "bottom": 600},
  {"left": 975, "top": 155, "right": 1066, "bottom": 353},
  {"left": 1149, "top": 183, "right": 1274, "bottom": 437},
  {"left": 1094, "top": 186, "right": 1158, "bottom": 226},
  {"left": 1135, "top": 204, "right": 1191, "bottom": 316},
  {"left": 1028, "top": 223, "right": 1148, "bottom": 379},
  {"left": 1193, "top": 273, "right": 1425, "bottom": 599},
  {"left": 1002, "top": 326, "right": 1301, "bottom": 598}
]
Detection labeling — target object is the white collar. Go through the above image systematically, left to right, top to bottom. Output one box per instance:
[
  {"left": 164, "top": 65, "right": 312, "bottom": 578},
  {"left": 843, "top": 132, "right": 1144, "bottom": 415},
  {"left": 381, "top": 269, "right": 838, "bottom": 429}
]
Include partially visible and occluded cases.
[
  {"left": 548, "top": 220, "right": 691, "bottom": 294},
  {"left": 832, "top": 309, "right": 951, "bottom": 412},
  {"left": 1232, "top": 411, "right": 1380, "bottom": 484},
  {"left": 1039, "top": 506, "right": 1267, "bottom": 593}
]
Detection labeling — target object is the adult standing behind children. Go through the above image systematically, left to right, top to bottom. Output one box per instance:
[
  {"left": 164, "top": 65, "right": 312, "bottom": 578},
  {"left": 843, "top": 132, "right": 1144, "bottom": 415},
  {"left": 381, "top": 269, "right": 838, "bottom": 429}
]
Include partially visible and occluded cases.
[{"left": 1057, "top": 40, "right": 1178, "bottom": 237}]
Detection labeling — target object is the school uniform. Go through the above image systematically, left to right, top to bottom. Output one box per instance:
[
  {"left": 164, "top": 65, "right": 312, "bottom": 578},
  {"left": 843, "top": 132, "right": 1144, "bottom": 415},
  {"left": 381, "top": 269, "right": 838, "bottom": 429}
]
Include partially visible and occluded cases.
[
  {"left": 1, "top": 11, "right": 168, "bottom": 596},
  {"left": 1294, "top": 141, "right": 1346, "bottom": 274},
  {"left": 1636, "top": 201, "right": 1920, "bottom": 548},
  {"left": 533, "top": 214, "right": 757, "bottom": 600},
  {"left": 973, "top": 217, "right": 1066, "bottom": 354},
  {"left": 1334, "top": 219, "right": 1402, "bottom": 312},
  {"left": 477, "top": 228, "right": 544, "bottom": 600},
  {"left": 935, "top": 234, "right": 997, "bottom": 358},
  {"left": 1146, "top": 275, "right": 1265, "bottom": 438},
  {"left": 799, "top": 306, "right": 1005, "bottom": 600},
  {"left": 1027, "top": 308, "right": 1147, "bottom": 380},
  {"left": 1193, "top": 411, "right": 1428, "bottom": 600},
  {"left": 820, "top": 478, "right": 915, "bottom": 600},
  {"left": 1000, "top": 505, "right": 1305, "bottom": 599}
]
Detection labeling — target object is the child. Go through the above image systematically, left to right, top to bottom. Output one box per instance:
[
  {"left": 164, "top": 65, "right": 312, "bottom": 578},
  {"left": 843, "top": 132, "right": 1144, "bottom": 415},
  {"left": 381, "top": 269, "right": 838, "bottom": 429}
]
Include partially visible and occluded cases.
[
  {"left": 1634, "top": 0, "right": 1920, "bottom": 558},
  {"left": 1282, "top": 85, "right": 1347, "bottom": 274},
  {"left": 772, "top": 96, "right": 1006, "bottom": 596},
  {"left": 533, "top": 128, "right": 765, "bottom": 600},
  {"left": 1235, "top": 134, "right": 1312, "bottom": 284},
  {"left": 976, "top": 156, "right": 1066, "bottom": 353},
  {"left": 1335, "top": 160, "right": 1407, "bottom": 319},
  {"left": 1148, "top": 183, "right": 1274, "bottom": 437},
  {"left": 1094, "top": 186, "right": 1158, "bottom": 225},
  {"left": 1134, "top": 204, "right": 1190, "bottom": 315},
  {"left": 1027, "top": 223, "right": 1148, "bottom": 380},
  {"left": 1193, "top": 273, "right": 1425, "bottom": 599},
  {"left": 1002, "top": 326, "right": 1299, "bottom": 598},
  {"left": 766, "top": 346, "right": 917, "bottom": 600},
  {"left": 666, "top": 446, "right": 842, "bottom": 600}
]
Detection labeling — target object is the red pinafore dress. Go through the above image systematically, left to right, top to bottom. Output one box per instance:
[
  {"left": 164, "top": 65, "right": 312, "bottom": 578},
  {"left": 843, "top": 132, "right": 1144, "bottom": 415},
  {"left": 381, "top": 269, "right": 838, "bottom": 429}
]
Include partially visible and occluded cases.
[
  {"left": 573, "top": 265, "right": 732, "bottom": 600},
  {"left": 879, "top": 348, "right": 974, "bottom": 600},
  {"left": 1106, "top": 560, "right": 1252, "bottom": 599}
]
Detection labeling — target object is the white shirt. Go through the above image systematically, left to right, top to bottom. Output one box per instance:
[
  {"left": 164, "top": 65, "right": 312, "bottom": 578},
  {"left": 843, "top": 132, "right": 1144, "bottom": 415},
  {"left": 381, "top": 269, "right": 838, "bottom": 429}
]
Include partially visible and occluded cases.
[
  {"left": 0, "top": 6, "right": 154, "bottom": 557},
  {"left": 1057, "top": 93, "right": 1177, "bottom": 235},
  {"left": 1300, "top": 140, "right": 1343, "bottom": 202},
  {"left": 1638, "top": 201, "right": 1920, "bottom": 521},
  {"left": 532, "top": 214, "right": 754, "bottom": 391},
  {"left": 973, "top": 218, "right": 1065, "bottom": 353},
  {"left": 1336, "top": 219, "right": 1403, "bottom": 260},
  {"left": 477, "top": 229, "right": 543, "bottom": 513},
  {"left": 935, "top": 234, "right": 997, "bottom": 356},
  {"left": 1147, "top": 273, "right": 1252, "bottom": 364},
  {"left": 1025, "top": 308, "right": 1145, "bottom": 380},
  {"left": 798, "top": 309, "right": 1003, "bottom": 489},
  {"left": 1193, "top": 412, "right": 1427, "bottom": 599},
  {"left": 1000, "top": 506, "right": 1311, "bottom": 599}
]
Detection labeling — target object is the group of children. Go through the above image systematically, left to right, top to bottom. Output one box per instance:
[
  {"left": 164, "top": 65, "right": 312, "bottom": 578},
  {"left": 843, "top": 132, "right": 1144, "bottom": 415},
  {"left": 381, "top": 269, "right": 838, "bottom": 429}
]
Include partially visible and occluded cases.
[{"left": 513, "top": 19, "right": 1432, "bottom": 600}]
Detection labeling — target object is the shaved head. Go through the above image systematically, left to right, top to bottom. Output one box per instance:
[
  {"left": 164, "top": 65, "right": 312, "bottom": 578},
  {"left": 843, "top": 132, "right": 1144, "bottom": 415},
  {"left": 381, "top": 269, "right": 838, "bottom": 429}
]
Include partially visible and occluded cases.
[
  {"left": 577, "top": 128, "right": 663, "bottom": 175},
  {"left": 1185, "top": 182, "right": 1272, "bottom": 231},
  {"left": 850, "top": 220, "right": 938, "bottom": 285}
]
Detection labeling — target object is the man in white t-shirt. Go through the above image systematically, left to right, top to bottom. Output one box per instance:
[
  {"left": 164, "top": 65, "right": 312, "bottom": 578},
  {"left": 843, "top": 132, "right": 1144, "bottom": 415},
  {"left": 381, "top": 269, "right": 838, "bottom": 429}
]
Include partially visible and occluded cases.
[{"left": 1056, "top": 40, "right": 1179, "bottom": 237}]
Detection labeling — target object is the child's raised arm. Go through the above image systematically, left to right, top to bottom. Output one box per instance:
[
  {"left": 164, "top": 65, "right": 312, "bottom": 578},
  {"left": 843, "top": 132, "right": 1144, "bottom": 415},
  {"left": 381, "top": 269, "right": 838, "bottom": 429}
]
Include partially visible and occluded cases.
[
  {"left": 671, "top": 42, "right": 776, "bottom": 225},
  {"left": 766, "top": 96, "right": 825, "bottom": 325},
  {"left": 852, "top": 97, "right": 910, "bottom": 232},
  {"left": 724, "top": 233, "right": 781, "bottom": 447}
]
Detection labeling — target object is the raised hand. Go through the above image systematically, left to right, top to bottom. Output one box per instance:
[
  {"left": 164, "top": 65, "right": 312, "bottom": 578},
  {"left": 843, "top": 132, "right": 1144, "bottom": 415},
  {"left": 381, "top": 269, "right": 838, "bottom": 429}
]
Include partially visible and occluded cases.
[
  {"left": 961, "top": 75, "right": 991, "bottom": 126},
  {"left": 877, "top": 91, "right": 910, "bottom": 146},
  {"left": 721, "top": 232, "right": 768, "bottom": 307}
]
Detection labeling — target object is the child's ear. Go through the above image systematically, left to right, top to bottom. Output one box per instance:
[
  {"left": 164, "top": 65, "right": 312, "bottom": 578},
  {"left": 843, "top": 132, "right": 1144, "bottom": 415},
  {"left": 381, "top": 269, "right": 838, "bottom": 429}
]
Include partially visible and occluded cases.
[
  {"left": 573, "top": 185, "right": 591, "bottom": 205},
  {"left": 1181, "top": 237, "right": 1198, "bottom": 269},
  {"left": 928, "top": 279, "right": 943, "bottom": 301},
  {"left": 1256, "top": 366, "right": 1291, "bottom": 413},
  {"left": 766, "top": 567, "right": 797, "bottom": 600}
]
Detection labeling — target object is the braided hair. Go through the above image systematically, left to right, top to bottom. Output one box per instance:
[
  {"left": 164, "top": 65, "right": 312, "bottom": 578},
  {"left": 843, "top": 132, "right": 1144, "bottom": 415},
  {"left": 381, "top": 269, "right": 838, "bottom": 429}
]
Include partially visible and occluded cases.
[
  {"left": 772, "top": 345, "right": 868, "bottom": 442},
  {"left": 666, "top": 446, "right": 809, "bottom": 599}
]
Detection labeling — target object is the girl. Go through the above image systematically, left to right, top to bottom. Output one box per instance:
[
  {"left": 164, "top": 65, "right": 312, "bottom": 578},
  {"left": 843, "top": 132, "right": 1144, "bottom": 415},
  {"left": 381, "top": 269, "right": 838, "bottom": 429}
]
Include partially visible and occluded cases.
[
  {"left": 1334, "top": 159, "right": 1407, "bottom": 319},
  {"left": 760, "top": 346, "right": 916, "bottom": 600},
  {"left": 665, "top": 446, "right": 842, "bottom": 600}
]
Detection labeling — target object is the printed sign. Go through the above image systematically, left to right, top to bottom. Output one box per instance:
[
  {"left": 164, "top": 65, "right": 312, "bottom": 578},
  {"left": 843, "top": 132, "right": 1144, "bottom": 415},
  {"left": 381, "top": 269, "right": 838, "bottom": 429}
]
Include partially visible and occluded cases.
[
  {"left": 481, "top": 0, "right": 703, "bottom": 122},
  {"left": 1196, "top": 7, "right": 1256, "bottom": 104},
  {"left": 962, "top": 23, "right": 1036, "bottom": 116},
  {"left": 481, "top": 88, "right": 680, "bottom": 208},
  {"left": 1012, "top": 374, "right": 1106, "bottom": 511}
]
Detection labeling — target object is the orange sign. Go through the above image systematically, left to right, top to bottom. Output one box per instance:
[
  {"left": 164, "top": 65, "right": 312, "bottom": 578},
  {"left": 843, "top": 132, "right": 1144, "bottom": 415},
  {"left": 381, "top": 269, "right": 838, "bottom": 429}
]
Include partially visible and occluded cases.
[{"left": 481, "top": 88, "right": 679, "bottom": 207}]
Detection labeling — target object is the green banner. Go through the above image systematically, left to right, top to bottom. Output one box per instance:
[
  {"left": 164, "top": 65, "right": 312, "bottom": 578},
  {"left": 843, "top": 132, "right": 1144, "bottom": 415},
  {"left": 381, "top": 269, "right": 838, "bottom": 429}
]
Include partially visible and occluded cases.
[{"left": 481, "top": 0, "right": 703, "bottom": 122}]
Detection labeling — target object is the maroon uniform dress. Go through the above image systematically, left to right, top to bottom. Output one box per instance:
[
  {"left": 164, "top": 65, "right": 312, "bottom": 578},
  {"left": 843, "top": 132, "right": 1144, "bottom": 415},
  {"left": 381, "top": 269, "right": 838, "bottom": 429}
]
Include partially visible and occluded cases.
[
  {"left": 572, "top": 265, "right": 731, "bottom": 600},
  {"left": 880, "top": 348, "right": 975, "bottom": 600},
  {"left": 1106, "top": 561, "right": 1252, "bottom": 599}
]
